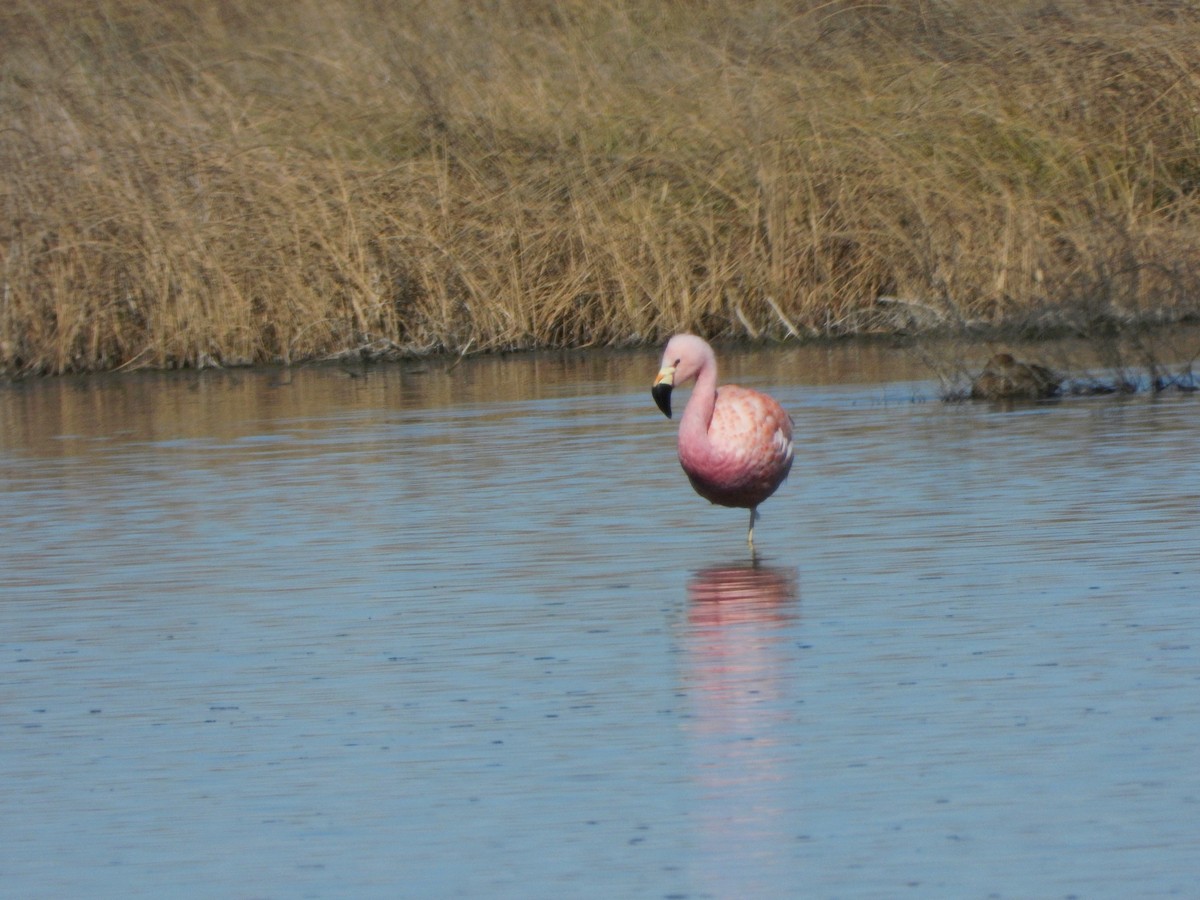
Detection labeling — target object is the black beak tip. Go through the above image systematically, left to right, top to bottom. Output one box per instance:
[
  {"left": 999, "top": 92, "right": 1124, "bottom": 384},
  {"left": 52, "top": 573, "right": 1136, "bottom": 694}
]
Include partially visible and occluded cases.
[{"left": 652, "top": 383, "right": 673, "bottom": 419}]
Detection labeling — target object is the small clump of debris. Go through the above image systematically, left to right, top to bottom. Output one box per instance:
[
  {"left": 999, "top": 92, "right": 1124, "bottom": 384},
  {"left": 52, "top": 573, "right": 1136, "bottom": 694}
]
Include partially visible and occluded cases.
[{"left": 970, "top": 353, "right": 1061, "bottom": 401}]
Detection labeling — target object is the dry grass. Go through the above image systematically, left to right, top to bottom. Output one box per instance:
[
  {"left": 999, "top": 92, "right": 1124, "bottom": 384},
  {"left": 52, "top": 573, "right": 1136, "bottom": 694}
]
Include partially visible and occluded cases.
[{"left": 4, "top": 0, "right": 1200, "bottom": 374}]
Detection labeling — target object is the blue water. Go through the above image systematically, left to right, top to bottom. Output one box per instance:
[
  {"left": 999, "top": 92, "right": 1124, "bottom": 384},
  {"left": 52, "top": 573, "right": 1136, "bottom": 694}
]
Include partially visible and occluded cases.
[{"left": 1, "top": 348, "right": 1198, "bottom": 898}]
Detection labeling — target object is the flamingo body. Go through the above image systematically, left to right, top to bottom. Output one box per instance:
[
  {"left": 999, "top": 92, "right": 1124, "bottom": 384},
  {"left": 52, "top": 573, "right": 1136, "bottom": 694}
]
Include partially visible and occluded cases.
[
  {"left": 652, "top": 334, "right": 794, "bottom": 548},
  {"left": 679, "top": 384, "right": 793, "bottom": 509}
]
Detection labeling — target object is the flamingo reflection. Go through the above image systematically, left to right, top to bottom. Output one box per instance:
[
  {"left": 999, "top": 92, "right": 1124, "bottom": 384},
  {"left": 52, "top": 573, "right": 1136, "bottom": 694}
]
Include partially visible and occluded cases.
[
  {"left": 682, "top": 562, "right": 803, "bottom": 893},
  {"left": 687, "top": 562, "right": 799, "bottom": 625}
]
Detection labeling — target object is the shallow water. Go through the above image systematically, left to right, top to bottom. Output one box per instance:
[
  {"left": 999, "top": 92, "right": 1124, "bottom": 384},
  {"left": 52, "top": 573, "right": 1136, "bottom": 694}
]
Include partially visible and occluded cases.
[{"left": 2, "top": 344, "right": 1198, "bottom": 899}]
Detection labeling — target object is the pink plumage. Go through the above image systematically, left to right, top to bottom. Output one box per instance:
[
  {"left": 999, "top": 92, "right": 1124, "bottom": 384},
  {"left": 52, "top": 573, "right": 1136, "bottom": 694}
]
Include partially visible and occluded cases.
[{"left": 652, "top": 334, "right": 794, "bottom": 550}]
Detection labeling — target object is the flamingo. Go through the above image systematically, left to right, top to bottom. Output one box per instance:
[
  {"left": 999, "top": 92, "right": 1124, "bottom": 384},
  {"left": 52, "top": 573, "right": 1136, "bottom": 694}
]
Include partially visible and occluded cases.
[{"left": 652, "top": 334, "right": 794, "bottom": 552}]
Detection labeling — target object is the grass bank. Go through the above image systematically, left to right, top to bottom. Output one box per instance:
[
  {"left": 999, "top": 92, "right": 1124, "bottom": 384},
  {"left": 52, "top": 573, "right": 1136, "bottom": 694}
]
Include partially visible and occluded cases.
[{"left": 4, "top": 0, "right": 1200, "bottom": 374}]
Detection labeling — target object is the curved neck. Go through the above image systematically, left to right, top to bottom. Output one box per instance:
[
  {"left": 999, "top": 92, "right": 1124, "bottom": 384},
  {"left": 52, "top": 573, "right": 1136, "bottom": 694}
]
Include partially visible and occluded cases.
[{"left": 679, "top": 352, "right": 718, "bottom": 449}]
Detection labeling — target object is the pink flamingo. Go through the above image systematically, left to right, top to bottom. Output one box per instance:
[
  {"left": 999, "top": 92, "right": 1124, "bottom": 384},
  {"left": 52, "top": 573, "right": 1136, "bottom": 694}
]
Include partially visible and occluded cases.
[{"left": 652, "top": 334, "right": 794, "bottom": 551}]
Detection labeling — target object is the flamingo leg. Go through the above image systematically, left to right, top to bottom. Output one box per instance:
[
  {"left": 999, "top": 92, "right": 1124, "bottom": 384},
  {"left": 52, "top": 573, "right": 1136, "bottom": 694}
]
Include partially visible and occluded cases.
[{"left": 747, "top": 507, "right": 758, "bottom": 553}]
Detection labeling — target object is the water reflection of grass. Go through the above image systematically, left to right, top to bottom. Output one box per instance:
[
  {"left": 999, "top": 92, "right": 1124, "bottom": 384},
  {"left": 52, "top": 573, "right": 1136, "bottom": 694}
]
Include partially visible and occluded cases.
[{"left": 5, "top": 1, "right": 1200, "bottom": 375}]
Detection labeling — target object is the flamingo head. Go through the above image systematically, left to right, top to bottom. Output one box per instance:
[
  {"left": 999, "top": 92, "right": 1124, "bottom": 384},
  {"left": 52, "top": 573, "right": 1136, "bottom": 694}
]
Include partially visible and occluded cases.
[{"left": 652, "top": 334, "right": 709, "bottom": 419}]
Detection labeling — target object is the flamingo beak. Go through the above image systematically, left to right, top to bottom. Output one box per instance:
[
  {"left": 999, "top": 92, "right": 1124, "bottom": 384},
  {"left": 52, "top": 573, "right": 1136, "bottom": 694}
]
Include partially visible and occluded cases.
[{"left": 652, "top": 366, "right": 675, "bottom": 418}]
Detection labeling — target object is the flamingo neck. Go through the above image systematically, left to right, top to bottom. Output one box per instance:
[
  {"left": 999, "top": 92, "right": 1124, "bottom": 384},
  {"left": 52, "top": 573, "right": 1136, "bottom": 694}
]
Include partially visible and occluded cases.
[{"left": 679, "top": 351, "right": 718, "bottom": 451}]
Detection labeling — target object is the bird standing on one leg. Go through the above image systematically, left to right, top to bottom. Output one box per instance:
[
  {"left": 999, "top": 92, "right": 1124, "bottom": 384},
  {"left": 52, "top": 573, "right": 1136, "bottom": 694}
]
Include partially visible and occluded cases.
[{"left": 652, "top": 334, "right": 794, "bottom": 552}]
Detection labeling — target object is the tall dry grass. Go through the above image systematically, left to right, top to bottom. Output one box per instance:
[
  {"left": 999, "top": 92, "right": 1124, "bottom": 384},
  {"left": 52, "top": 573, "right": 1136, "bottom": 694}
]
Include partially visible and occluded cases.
[{"left": 4, "top": 0, "right": 1200, "bottom": 374}]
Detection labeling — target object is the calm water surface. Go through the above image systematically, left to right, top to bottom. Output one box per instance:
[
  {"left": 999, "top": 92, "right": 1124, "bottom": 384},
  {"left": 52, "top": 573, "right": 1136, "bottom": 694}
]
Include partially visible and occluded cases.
[{"left": 2, "top": 344, "right": 1198, "bottom": 899}]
